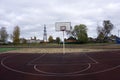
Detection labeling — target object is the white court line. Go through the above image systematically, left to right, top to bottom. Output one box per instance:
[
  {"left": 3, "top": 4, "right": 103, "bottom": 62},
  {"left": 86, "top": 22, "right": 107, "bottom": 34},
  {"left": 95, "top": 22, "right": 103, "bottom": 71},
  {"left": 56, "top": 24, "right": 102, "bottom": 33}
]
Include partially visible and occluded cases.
[
  {"left": 1, "top": 53, "right": 120, "bottom": 76},
  {"left": 1, "top": 53, "right": 91, "bottom": 76},
  {"left": 27, "top": 53, "right": 46, "bottom": 65},
  {"left": 84, "top": 53, "right": 99, "bottom": 64},
  {"left": 0, "top": 54, "right": 57, "bottom": 76},
  {"left": 34, "top": 63, "right": 91, "bottom": 75},
  {"left": 74, "top": 64, "right": 120, "bottom": 76}
]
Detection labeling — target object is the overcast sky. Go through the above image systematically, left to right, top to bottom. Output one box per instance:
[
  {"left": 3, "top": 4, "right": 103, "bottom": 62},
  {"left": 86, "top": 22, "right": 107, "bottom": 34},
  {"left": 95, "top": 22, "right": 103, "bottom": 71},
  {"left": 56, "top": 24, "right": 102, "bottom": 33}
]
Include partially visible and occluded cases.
[{"left": 0, "top": 0, "right": 120, "bottom": 40}]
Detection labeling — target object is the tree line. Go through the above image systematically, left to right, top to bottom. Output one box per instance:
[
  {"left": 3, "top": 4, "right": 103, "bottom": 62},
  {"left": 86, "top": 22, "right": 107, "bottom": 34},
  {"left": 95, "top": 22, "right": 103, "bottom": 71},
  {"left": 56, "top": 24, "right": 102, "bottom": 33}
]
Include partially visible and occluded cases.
[
  {"left": 0, "top": 20, "right": 115, "bottom": 44},
  {"left": 67, "top": 20, "right": 115, "bottom": 43},
  {"left": 0, "top": 26, "right": 20, "bottom": 44}
]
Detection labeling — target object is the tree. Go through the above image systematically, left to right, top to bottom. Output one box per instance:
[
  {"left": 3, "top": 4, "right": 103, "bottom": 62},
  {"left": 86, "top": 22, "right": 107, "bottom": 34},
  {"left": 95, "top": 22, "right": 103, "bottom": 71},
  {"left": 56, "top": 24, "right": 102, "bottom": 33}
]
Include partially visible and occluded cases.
[
  {"left": 97, "top": 20, "right": 114, "bottom": 42},
  {"left": 103, "top": 20, "right": 114, "bottom": 38},
  {"left": 72, "top": 24, "right": 88, "bottom": 43},
  {"left": 12, "top": 26, "right": 20, "bottom": 44},
  {"left": 66, "top": 26, "right": 74, "bottom": 37},
  {"left": 97, "top": 26, "right": 104, "bottom": 42},
  {"left": 0, "top": 27, "right": 8, "bottom": 42},
  {"left": 48, "top": 35, "right": 54, "bottom": 43},
  {"left": 56, "top": 37, "right": 61, "bottom": 43}
]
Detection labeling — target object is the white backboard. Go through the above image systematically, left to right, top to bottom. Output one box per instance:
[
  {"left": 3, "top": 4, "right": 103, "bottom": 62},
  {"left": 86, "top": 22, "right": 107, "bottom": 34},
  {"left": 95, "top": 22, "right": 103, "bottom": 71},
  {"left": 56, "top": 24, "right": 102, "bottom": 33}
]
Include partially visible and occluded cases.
[{"left": 55, "top": 22, "right": 71, "bottom": 31}]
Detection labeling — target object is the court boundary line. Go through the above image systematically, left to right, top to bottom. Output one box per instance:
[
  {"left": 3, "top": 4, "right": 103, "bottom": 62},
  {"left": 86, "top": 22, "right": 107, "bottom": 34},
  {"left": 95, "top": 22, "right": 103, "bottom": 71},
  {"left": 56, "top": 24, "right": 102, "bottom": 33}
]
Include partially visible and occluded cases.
[
  {"left": 1, "top": 52, "right": 120, "bottom": 76},
  {"left": 27, "top": 53, "right": 46, "bottom": 65},
  {"left": 84, "top": 53, "right": 99, "bottom": 64},
  {"left": 34, "top": 63, "right": 91, "bottom": 75}
]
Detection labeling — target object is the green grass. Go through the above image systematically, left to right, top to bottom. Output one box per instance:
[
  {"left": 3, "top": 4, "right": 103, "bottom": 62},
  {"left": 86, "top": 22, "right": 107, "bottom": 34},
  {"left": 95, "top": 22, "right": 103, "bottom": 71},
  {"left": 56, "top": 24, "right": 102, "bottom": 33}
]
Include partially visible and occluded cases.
[
  {"left": 0, "top": 43, "right": 120, "bottom": 49},
  {"left": 0, "top": 48, "right": 18, "bottom": 53}
]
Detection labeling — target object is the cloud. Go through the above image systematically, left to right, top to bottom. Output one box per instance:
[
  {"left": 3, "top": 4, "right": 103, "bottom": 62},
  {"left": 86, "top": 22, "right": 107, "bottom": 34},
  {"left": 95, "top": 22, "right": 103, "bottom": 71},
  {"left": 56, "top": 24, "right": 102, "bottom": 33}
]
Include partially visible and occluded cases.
[{"left": 0, "top": 0, "right": 120, "bottom": 41}]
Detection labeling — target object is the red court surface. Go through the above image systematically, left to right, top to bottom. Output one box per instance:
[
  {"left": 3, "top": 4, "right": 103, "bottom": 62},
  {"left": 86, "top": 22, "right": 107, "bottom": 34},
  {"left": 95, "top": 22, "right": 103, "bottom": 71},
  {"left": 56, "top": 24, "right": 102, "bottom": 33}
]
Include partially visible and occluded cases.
[{"left": 0, "top": 51, "right": 120, "bottom": 80}]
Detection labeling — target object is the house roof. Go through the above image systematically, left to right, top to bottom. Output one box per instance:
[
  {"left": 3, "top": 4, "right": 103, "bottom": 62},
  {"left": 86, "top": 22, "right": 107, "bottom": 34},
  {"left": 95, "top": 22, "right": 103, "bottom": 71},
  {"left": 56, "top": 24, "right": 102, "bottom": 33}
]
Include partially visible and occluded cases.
[{"left": 67, "top": 37, "right": 77, "bottom": 40}]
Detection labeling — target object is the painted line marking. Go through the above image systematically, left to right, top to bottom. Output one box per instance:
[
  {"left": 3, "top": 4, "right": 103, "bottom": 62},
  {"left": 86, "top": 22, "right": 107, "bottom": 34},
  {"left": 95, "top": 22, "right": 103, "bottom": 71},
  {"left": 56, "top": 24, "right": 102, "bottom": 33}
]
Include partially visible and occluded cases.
[
  {"left": 1, "top": 53, "right": 120, "bottom": 76},
  {"left": 27, "top": 53, "right": 46, "bottom": 65},
  {"left": 84, "top": 53, "right": 99, "bottom": 64},
  {"left": 34, "top": 63, "right": 91, "bottom": 75}
]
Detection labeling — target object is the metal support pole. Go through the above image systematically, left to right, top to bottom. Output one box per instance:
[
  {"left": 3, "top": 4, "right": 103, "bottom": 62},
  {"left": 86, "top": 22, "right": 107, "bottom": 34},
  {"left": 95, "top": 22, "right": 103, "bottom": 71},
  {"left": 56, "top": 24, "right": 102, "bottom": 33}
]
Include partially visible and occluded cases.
[
  {"left": 118, "top": 30, "right": 120, "bottom": 37},
  {"left": 63, "top": 31, "right": 65, "bottom": 54}
]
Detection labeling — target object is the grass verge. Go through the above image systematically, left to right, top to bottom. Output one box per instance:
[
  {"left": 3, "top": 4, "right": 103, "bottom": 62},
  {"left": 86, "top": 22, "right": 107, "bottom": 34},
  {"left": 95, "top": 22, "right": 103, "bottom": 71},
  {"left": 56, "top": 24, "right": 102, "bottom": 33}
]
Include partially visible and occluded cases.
[{"left": 0, "top": 48, "right": 18, "bottom": 53}]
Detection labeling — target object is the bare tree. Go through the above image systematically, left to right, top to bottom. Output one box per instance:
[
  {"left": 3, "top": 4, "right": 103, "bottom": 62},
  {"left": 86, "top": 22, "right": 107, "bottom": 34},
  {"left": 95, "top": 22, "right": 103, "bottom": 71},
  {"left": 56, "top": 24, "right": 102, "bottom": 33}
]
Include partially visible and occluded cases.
[
  {"left": 97, "top": 20, "right": 114, "bottom": 42},
  {"left": 103, "top": 20, "right": 114, "bottom": 38}
]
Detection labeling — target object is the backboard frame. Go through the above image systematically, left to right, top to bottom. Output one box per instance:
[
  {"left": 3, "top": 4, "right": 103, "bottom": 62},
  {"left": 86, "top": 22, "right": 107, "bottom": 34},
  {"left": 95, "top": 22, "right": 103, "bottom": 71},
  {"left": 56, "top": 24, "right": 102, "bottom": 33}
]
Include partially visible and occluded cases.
[{"left": 55, "top": 22, "right": 71, "bottom": 31}]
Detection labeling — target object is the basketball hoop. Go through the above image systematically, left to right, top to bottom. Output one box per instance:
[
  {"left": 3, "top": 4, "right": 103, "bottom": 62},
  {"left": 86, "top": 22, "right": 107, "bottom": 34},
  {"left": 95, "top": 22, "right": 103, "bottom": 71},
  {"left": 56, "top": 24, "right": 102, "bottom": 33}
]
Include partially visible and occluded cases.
[
  {"left": 55, "top": 22, "right": 71, "bottom": 54},
  {"left": 60, "top": 26, "right": 66, "bottom": 31}
]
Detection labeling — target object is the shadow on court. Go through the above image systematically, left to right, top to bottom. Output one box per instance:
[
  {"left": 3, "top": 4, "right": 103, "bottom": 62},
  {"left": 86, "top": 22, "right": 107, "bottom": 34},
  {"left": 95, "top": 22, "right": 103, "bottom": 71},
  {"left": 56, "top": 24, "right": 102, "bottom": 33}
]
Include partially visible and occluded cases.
[{"left": 0, "top": 51, "right": 120, "bottom": 80}]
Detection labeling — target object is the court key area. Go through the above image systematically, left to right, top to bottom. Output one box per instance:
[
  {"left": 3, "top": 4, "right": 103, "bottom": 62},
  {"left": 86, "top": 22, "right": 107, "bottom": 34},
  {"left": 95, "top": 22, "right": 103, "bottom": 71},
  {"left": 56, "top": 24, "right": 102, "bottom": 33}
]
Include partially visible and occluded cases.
[{"left": 0, "top": 51, "right": 120, "bottom": 80}]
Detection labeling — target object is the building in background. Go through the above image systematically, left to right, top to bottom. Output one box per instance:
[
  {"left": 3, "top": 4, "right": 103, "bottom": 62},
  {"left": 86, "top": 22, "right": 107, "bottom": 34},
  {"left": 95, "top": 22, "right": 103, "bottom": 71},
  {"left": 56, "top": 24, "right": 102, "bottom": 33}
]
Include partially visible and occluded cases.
[{"left": 20, "top": 37, "right": 42, "bottom": 44}]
